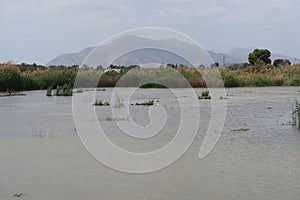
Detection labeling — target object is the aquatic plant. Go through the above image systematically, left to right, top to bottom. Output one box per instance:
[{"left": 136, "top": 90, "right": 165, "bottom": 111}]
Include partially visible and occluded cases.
[
  {"left": 55, "top": 84, "right": 73, "bottom": 96},
  {"left": 46, "top": 86, "right": 52, "bottom": 96},
  {"left": 76, "top": 87, "right": 83, "bottom": 93},
  {"left": 96, "top": 88, "right": 106, "bottom": 91},
  {"left": 199, "top": 90, "right": 211, "bottom": 99},
  {"left": 136, "top": 99, "right": 154, "bottom": 106},
  {"left": 93, "top": 100, "right": 110, "bottom": 106},
  {"left": 292, "top": 100, "right": 300, "bottom": 128},
  {"left": 101, "top": 116, "right": 128, "bottom": 121},
  {"left": 231, "top": 128, "right": 250, "bottom": 132},
  {"left": 13, "top": 193, "right": 26, "bottom": 198}
]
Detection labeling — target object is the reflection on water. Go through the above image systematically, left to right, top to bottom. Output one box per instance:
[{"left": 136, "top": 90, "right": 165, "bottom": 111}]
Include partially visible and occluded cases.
[{"left": 0, "top": 87, "right": 300, "bottom": 200}]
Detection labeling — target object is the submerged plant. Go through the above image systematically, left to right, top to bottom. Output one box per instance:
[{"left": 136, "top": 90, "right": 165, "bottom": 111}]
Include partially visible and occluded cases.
[
  {"left": 199, "top": 90, "right": 211, "bottom": 99},
  {"left": 136, "top": 99, "right": 154, "bottom": 106},
  {"left": 292, "top": 100, "right": 300, "bottom": 129}
]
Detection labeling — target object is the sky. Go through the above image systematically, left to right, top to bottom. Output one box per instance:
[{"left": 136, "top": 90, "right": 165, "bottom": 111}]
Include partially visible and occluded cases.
[{"left": 0, "top": 0, "right": 299, "bottom": 65}]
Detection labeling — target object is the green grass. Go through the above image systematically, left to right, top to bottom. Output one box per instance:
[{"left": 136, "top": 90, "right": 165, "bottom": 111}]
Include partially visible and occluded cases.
[{"left": 136, "top": 99, "right": 154, "bottom": 106}]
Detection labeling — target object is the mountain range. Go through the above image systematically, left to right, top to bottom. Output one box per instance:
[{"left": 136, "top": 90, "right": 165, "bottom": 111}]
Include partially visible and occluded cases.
[{"left": 46, "top": 35, "right": 298, "bottom": 67}]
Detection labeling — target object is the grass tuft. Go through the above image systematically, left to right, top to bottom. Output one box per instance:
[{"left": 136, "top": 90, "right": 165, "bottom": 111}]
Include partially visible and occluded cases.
[
  {"left": 55, "top": 84, "right": 73, "bottom": 96},
  {"left": 46, "top": 86, "right": 52, "bottom": 96},
  {"left": 199, "top": 90, "right": 211, "bottom": 99},
  {"left": 136, "top": 99, "right": 154, "bottom": 106},
  {"left": 93, "top": 100, "right": 110, "bottom": 106},
  {"left": 292, "top": 100, "right": 300, "bottom": 129},
  {"left": 231, "top": 128, "right": 250, "bottom": 132},
  {"left": 13, "top": 193, "right": 26, "bottom": 198}
]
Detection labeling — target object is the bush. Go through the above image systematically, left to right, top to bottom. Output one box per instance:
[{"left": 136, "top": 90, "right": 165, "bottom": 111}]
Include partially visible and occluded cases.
[
  {"left": 0, "top": 63, "right": 22, "bottom": 93},
  {"left": 220, "top": 70, "right": 239, "bottom": 87},
  {"left": 54, "top": 84, "right": 72, "bottom": 96}
]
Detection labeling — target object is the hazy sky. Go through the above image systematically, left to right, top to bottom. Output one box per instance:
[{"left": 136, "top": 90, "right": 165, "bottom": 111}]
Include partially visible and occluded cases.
[{"left": 1, "top": 0, "right": 299, "bottom": 64}]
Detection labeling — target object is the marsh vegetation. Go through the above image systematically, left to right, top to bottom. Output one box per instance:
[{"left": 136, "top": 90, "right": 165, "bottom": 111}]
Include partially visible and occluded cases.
[
  {"left": 2, "top": 60, "right": 300, "bottom": 96},
  {"left": 199, "top": 90, "right": 211, "bottom": 99},
  {"left": 93, "top": 99, "right": 110, "bottom": 106},
  {"left": 135, "top": 99, "right": 154, "bottom": 106},
  {"left": 292, "top": 100, "right": 300, "bottom": 128}
]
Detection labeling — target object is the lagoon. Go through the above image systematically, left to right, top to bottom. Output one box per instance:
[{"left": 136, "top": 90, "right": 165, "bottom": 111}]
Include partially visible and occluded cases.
[{"left": 0, "top": 87, "right": 300, "bottom": 200}]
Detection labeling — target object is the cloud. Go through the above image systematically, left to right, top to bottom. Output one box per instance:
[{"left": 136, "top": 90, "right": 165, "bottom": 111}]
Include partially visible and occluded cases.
[
  {"left": 0, "top": 0, "right": 300, "bottom": 63},
  {"left": 192, "top": 5, "right": 225, "bottom": 19}
]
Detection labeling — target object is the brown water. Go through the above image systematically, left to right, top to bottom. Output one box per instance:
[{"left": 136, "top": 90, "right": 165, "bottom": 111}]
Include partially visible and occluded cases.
[{"left": 0, "top": 87, "right": 300, "bottom": 200}]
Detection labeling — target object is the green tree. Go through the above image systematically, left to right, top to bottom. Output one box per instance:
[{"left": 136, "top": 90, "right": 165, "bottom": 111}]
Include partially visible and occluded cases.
[
  {"left": 248, "top": 49, "right": 271, "bottom": 66},
  {"left": 273, "top": 59, "right": 291, "bottom": 67},
  {"left": 210, "top": 62, "right": 219, "bottom": 68}
]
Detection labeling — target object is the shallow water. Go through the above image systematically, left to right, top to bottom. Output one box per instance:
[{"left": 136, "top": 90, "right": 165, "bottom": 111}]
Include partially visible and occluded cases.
[{"left": 0, "top": 87, "right": 300, "bottom": 200}]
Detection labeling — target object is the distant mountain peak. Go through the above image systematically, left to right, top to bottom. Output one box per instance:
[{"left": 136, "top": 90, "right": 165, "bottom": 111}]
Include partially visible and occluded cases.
[{"left": 46, "top": 38, "right": 299, "bottom": 67}]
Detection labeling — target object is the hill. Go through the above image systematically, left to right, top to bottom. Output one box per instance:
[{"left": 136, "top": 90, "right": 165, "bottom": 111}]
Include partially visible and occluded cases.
[{"left": 46, "top": 36, "right": 299, "bottom": 67}]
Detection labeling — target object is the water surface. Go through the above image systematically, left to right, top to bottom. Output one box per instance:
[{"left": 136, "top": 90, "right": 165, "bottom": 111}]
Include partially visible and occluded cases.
[{"left": 0, "top": 87, "right": 299, "bottom": 200}]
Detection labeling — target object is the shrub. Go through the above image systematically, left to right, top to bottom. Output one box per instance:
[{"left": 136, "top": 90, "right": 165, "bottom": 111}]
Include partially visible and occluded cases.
[
  {"left": 0, "top": 62, "right": 22, "bottom": 93},
  {"left": 220, "top": 70, "right": 239, "bottom": 87},
  {"left": 199, "top": 90, "right": 211, "bottom": 99}
]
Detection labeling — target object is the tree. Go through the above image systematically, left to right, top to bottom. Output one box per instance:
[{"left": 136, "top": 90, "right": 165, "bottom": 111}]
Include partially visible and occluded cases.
[
  {"left": 248, "top": 49, "right": 271, "bottom": 66},
  {"left": 273, "top": 59, "right": 291, "bottom": 67},
  {"left": 0, "top": 62, "right": 21, "bottom": 94},
  {"left": 210, "top": 62, "right": 219, "bottom": 68},
  {"left": 167, "top": 63, "right": 176, "bottom": 68}
]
